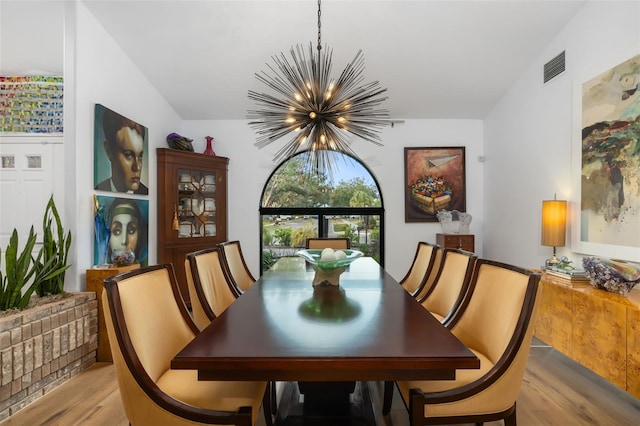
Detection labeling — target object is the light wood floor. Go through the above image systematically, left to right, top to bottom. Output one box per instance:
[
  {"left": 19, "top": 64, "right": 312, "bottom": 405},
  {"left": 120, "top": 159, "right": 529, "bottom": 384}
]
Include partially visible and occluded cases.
[{"left": 2, "top": 340, "right": 639, "bottom": 425}]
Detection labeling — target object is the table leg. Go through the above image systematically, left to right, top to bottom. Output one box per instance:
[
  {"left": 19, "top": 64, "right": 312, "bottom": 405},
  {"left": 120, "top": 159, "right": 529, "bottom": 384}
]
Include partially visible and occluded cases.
[{"left": 297, "top": 381, "right": 356, "bottom": 414}]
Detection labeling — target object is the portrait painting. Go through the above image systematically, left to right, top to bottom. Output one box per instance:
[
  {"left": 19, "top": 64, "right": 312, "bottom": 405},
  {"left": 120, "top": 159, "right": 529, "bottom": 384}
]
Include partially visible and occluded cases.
[
  {"left": 576, "top": 53, "right": 640, "bottom": 260},
  {"left": 94, "top": 104, "right": 149, "bottom": 195},
  {"left": 404, "top": 147, "right": 466, "bottom": 222},
  {"left": 94, "top": 195, "right": 149, "bottom": 267}
]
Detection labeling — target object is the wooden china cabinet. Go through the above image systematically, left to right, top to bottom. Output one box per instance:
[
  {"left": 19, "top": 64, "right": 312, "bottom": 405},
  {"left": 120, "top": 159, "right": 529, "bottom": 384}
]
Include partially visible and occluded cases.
[{"left": 157, "top": 148, "right": 228, "bottom": 306}]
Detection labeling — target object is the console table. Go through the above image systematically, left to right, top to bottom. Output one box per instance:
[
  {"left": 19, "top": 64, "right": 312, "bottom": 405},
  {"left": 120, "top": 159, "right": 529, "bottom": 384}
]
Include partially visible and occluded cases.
[
  {"left": 436, "top": 233, "right": 474, "bottom": 252},
  {"left": 86, "top": 264, "right": 140, "bottom": 362},
  {"left": 533, "top": 272, "right": 640, "bottom": 399}
]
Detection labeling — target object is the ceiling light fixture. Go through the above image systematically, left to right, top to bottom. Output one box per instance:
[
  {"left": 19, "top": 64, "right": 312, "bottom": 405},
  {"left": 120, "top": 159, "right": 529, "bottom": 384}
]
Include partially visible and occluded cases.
[{"left": 247, "top": 0, "right": 390, "bottom": 175}]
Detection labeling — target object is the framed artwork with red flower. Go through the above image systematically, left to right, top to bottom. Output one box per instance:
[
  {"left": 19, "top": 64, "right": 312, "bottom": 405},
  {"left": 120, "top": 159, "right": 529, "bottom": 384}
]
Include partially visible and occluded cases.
[{"left": 404, "top": 147, "right": 466, "bottom": 222}]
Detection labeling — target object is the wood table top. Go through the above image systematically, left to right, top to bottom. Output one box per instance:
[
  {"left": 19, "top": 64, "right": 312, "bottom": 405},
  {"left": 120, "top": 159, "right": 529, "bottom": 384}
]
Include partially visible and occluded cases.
[{"left": 171, "top": 257, "right": 479, "bottom": 382}]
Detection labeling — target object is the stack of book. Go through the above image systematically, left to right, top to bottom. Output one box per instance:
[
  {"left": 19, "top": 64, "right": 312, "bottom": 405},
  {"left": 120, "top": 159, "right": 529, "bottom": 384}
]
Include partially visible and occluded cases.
[{"left": 543, "top": 265, "right": 591, "bottom": 285}]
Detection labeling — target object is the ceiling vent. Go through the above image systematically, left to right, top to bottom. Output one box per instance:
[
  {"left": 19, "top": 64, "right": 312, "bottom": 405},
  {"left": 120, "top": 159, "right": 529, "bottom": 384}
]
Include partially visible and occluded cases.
[{"left": 544, "top": 51, "right": 566, "bottom": 84}]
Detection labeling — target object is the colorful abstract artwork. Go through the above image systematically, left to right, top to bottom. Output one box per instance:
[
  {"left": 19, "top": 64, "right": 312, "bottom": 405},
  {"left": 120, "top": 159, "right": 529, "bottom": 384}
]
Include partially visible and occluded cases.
[
  {"left": 580, "top": 54, "right": 640, "bottom": 253},
  {"left": 0, "top": 76, "right": 63, "bottom": 133}
]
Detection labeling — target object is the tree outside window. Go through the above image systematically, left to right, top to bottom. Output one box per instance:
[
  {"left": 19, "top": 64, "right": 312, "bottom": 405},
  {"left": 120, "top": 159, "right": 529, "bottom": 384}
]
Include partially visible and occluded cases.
[{"left": 259, "top": 152, "right": 384, "bottom": 272}]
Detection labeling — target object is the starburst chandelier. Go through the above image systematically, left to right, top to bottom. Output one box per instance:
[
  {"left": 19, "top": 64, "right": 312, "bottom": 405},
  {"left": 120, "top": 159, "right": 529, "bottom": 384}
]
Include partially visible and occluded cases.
[{"left": 247, "top": 0, "right": 390, "bottom": 175}]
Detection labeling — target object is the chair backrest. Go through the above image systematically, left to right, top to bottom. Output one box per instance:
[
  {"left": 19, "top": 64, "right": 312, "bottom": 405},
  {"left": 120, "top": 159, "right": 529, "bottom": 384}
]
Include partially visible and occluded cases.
[
  {"left": 305, "top": 237, "right": 350, "bottom": 250},
  {"left": 218, "top": 240, "right": 256, "bottom": 293},
  {"left": 398, "top": 242, "right": 439, "bottom": 298},
  {"left": 414, "top": 246, "right": 443, "bottom": 301},
  {"left": 186, "top": 247, "right": 239, "bottom": 325},
  {"left": 419, "top": 248, "right": 477, "bottom": 324},
  {"left": 184, "top": 258, "right": 211, "bottom": 330},
  {"left": 446, "top": 259, "right": 541, "bottom": 401},
  {"left": 102, "top": 264, "right": 200, "bottom": 424}
]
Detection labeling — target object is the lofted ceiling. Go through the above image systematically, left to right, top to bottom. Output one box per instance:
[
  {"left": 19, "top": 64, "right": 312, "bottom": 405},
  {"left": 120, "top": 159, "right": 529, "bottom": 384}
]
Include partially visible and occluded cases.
[{"left": 1, "top": 0, "right": 586, "bottom": 120}]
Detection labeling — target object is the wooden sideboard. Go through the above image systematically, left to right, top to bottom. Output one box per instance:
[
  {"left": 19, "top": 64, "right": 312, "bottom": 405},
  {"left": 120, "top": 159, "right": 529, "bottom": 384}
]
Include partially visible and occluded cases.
[
  {"left": 436, "top": 233, "right": 474, "bottom": 252},
  {"left": 86, "top": 264, "right": 140, "bottom": 362},
  {"left": 533, "top": 272, "right": 640, "bottom": 399}
]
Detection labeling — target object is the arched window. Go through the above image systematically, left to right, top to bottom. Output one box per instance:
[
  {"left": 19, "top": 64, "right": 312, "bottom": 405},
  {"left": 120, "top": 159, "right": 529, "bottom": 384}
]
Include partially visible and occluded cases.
[{"left": 259, "top": 151, "right": 385, "bottom": 272}]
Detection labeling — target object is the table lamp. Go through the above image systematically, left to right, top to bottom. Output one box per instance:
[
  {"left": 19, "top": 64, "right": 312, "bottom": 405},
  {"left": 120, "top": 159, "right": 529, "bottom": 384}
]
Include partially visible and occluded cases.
[{"left": 541, "top": 197, "right": 566, "bottom": 267}]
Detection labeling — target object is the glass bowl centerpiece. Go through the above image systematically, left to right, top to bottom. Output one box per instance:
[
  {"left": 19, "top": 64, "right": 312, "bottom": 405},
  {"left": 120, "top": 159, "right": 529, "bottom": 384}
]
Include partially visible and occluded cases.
[
  {"left": 296, "top": 248, "right": 363, "bottom": 286},
  {"left": 582, "top": 257, "right": 640, "bottom": 296}
]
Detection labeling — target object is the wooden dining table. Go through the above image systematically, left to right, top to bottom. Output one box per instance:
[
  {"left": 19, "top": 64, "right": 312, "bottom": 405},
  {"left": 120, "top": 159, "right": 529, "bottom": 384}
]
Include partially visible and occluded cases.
[{"left": 171, "top": 256, "right": 480, "bottom": 384}]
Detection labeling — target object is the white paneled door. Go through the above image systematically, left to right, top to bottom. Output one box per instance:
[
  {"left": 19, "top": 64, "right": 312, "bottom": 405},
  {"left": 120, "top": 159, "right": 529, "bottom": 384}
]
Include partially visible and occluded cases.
[{"left": 0, "top": 135, "right": 64, "bottom": 262}]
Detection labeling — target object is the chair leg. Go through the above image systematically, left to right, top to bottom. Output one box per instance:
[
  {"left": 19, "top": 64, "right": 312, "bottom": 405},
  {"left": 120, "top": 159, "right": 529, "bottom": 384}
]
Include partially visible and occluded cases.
[
  {"left": 382, "top": 381, "right": 395, "bottom": 415},
  {"left": 504, "top": 406, "right": 517, "bottom": 426}
]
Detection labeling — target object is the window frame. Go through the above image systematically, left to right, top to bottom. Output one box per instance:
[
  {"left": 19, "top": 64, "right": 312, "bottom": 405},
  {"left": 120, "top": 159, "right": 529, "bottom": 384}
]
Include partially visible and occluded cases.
[{"left": 258, "top": 153, "right": 385, "bottom": 274}]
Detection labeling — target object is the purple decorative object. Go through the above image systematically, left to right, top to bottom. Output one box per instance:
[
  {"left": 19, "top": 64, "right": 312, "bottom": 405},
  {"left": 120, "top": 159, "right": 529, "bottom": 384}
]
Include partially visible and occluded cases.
[{"left": 166, "top": 132, "right": 194, "bottom": 151}]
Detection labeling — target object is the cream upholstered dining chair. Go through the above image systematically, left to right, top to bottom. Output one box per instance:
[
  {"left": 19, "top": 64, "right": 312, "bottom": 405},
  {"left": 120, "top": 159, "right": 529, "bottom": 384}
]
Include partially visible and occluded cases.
[
  {"left": 305, "top": 237, "right": 350, "bottom": 250},
  {"left": 217, "top": 240, "right": 281, "bottom": 415},
  {"left": 218, "top": 240, "right": 256, "bottom": 295},
  {"left": 398, "top": 242, "right": 440, "bottom": 299},
  {"left": 190, "top": 245, "right": 279, "bottom": 416},
  {"left": 185, "top": 246, "right": 239, "bottom": 329},
  {"left": 383, "top": 248, "right": 476, "bottom": 406},
  {"left": 417, "top": 248, "right": 477, "bottom": 325},
  {"left": 383, "top": 259, "right": 541, "bottom": 426},
  {"left": 102, "top": 263, "right": 272, "bottom": 426}
]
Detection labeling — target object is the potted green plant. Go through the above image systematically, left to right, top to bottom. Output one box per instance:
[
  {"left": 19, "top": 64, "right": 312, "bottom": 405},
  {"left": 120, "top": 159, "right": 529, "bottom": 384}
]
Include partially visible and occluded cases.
[
  {"left": 0, "top": 195, "right": 72, "bottom": 310},
  {"left": 32, "top": 195, "right": 72, "bottom": 296},
  {"left": 0, "top": 196, "right": 91, "bottom": 417},
  {"left": 0, "top": 227, "right": 40, "bottom": 310}
]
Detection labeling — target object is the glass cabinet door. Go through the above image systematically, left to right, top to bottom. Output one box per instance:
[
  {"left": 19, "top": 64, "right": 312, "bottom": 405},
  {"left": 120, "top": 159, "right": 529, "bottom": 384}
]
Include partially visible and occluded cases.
[{"left": 176, "top": 168, "right": 217, "bottom": 238}]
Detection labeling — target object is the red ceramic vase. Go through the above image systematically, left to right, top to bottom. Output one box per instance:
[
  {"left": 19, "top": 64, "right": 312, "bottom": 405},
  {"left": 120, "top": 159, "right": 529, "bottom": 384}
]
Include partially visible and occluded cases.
[{"left": 203, "top": 136, "right": 216, "bottom": 156}]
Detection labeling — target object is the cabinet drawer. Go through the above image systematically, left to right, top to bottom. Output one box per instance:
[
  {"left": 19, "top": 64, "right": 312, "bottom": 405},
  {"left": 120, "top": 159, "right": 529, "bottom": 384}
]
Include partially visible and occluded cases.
[
  {"left": 443, "top": 235, "right": 459, "bottom": 245},
  {"left": 459, "top": 235, "right": 474, "bottom": 252},
  {"left": 460, "top": 236, "right": 474, "bottom": 244}
]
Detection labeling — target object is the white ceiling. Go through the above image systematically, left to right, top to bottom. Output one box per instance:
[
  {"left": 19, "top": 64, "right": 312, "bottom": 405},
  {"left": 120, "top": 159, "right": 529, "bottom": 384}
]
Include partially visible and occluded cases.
[{"left": 2, "top": 0, "right": 586, "bottom": 120}]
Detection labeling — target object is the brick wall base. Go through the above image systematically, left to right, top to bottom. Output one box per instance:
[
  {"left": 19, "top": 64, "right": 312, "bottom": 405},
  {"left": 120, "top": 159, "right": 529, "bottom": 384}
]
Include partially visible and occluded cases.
[{"left": 0, "top": 292, "right": 97, "bottom": 420}]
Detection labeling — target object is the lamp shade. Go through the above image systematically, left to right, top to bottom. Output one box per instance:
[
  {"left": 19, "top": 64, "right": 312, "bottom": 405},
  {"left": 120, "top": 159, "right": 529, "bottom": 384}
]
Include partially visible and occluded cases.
[{"left": 541, "top": 200, "right": 567, "bottom": 247}]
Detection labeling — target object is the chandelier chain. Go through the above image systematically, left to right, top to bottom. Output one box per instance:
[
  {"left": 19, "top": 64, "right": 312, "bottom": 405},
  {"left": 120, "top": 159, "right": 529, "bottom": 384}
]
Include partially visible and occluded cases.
[{"left": 317, "top": 0, "right": 322, "bottom": 51}]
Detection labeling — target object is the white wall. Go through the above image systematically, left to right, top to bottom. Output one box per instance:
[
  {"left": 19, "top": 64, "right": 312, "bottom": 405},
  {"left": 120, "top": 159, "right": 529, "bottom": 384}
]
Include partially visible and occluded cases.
[
  {"left": 20, "top": 0, "right": 639, "bottom": 292},
  {"left": 68, "top": 0, "right": 638, "bottom": 289},
  {"left": 484, "top": 0, "right": 640, "bottom": 269},
  {"left": 0, "top": 1, "right": 63, "bottom": 75},
  {"left": 65, "top": 2, "right": 182, "bottom": 291},
  {"left": 65, "top": 2, "right": 483, "bottom": 289},
  {"left": 182, "top": 119, "right": 484, "bottom": 281}
]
